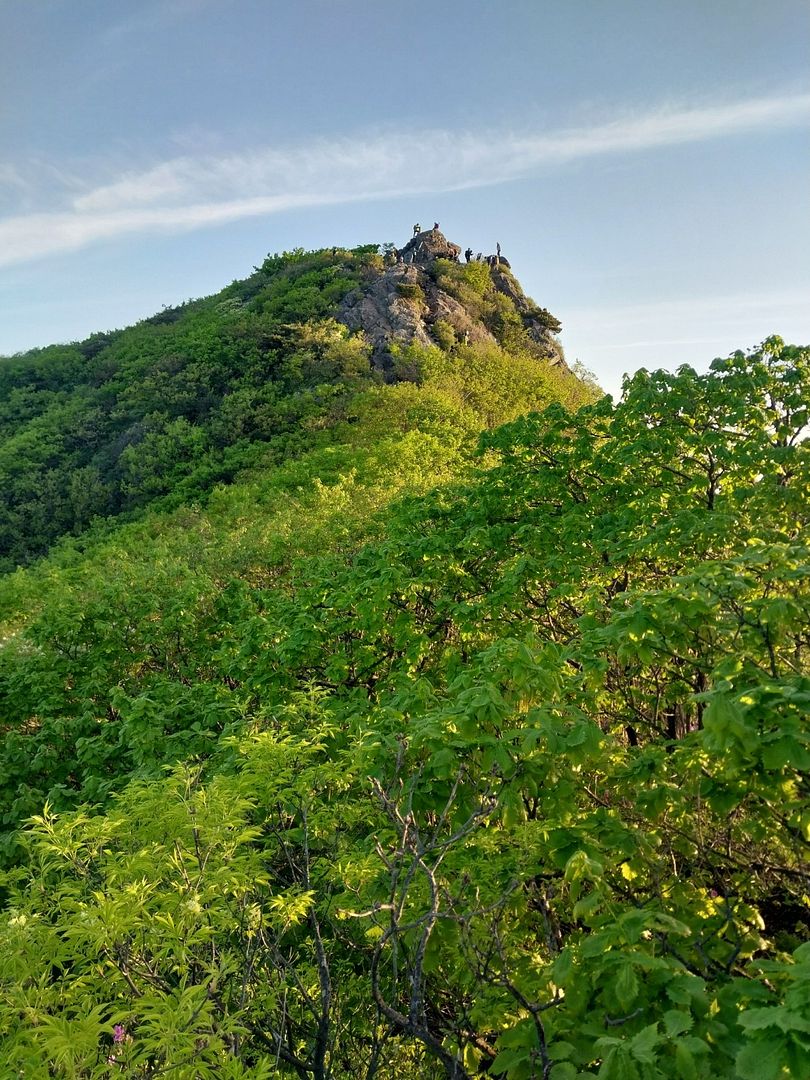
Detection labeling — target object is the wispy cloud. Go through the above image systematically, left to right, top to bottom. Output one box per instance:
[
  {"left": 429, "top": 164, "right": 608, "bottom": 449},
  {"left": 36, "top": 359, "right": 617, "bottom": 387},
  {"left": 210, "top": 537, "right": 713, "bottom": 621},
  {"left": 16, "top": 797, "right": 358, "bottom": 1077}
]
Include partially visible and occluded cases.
[
  {"left": 2, "top": 91, "right": 809, "bottom": 268},
  {"left": 0, "top": 163, "right": 28, "bottom": 211}
]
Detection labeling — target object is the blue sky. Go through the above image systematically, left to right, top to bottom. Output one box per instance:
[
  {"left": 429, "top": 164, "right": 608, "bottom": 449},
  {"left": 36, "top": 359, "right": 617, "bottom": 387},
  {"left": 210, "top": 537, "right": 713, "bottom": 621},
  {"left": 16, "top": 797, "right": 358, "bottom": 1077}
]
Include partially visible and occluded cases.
[{"left": 1, "top": 0, "right": 808, "bottom": 394}]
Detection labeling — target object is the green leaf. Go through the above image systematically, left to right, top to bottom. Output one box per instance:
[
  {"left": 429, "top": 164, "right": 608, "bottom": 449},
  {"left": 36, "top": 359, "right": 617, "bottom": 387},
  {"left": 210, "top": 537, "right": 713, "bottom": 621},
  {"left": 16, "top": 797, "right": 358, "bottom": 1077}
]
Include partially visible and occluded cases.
[
  {"left": 762, "top": 737, "right": 810, "bottom": 772},
  {"left": 573, "top": 887, "right": 604, "bottom": 922},
  {"left": 552, "top": 948, "right": 574, "bottom": 985},
  {"left": 615, "top": 963, "right": 639, "bottom": 1011},
  {"left": 738, "top": 1007, "right": 783, "bottom": 1031},
  {"left": 739, "top": 1008, "right": 810, "bottom": 1035},
  {"left": 663, "top": 1009, "right": 693, "bottom": 1037},
  {"left": 630, "top": 1022, "right": 660, "bottom": 1063},
  {"left": 735, "top": 1037, "right": 786, "bottom": 1080},
  {"left": 548, "top": 1041, "right": 576, "bottom": 1061},
  {"left": 674, "top": 1042, "right": 698, "bottom": 1080},
  {"left": 598, "top": 1044, "right": 641, "bottom": 1080},
  {"left": 491, "top": 1047, "right": 525, "bottom": 1075},
  {"left": 550, "top": 1064, "right": 577, "bottom": 1079}
]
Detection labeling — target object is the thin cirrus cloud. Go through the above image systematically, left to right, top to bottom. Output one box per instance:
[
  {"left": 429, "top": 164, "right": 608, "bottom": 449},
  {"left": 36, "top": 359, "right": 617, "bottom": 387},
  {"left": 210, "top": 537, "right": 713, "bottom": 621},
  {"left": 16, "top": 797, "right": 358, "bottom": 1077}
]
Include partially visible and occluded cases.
[{"left": 1, "top": 90, "right": 808, "bottom": 269}]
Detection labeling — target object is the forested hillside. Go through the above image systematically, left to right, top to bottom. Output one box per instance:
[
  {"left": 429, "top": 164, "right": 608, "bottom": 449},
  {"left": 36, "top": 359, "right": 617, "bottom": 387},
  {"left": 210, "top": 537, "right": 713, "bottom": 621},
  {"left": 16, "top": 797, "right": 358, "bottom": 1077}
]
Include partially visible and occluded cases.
[
  {"left": 0, "top": 236, "right": 578, "bottom": 572},
  {"left": 0, "top": 242, "right": 808, "bottom": 1078}
]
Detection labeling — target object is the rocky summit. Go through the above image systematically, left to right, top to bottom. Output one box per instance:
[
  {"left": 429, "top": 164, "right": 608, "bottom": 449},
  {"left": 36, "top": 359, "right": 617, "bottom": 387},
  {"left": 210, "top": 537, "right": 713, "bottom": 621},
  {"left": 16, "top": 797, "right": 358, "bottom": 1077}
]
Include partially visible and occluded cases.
[
  {"left": 337, "top": 226, "right": 566, "bottom": 372},
  {"left": 398, "top": 226, "right": 463, "bottom": 264}
]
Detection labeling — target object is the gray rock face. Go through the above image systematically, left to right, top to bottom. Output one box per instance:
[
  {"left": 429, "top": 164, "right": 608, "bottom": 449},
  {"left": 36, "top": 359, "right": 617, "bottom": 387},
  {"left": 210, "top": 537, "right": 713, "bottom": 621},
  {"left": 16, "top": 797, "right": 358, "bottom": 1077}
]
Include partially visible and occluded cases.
[
  {"left": 336, "top": 229, "right": 564, "bottom": 371},
  {"left": 339, "top": 265, "right": 436, "bottom": 359}
]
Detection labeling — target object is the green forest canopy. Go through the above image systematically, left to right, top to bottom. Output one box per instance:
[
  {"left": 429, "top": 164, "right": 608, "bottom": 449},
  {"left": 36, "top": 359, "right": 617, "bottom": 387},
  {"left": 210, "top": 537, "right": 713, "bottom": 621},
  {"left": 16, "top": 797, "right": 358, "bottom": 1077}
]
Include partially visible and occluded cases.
[{"left": 0, "top": 247, "right": 808, "bottom": 1077}]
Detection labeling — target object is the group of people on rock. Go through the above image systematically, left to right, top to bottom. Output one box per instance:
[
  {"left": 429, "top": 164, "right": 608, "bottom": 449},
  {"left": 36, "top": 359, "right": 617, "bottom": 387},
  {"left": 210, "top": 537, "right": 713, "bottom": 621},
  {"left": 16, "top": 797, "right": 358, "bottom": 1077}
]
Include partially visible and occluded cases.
[
  {"left": 392, "top": 223, "right": 505, "bottom": 268},
  {"left": 464, "top": 242, "right": 503, "bottom": 266}
]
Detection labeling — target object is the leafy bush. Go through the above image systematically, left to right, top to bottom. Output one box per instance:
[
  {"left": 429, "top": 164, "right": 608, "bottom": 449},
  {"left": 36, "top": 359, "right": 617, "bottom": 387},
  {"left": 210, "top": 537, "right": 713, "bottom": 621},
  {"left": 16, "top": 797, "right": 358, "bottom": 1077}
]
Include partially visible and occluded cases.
[
  {"left": 434, "top": 258, "right": 492, "bottom": 299},
  {"left": 395, "top": 282, "right": 426, "bottom": 303},
  {"left": 526, "top": 303, "right": 562, "bottom": 333},
  {"left": 431, "top": 318, "right": 457, "bottom": 350}
]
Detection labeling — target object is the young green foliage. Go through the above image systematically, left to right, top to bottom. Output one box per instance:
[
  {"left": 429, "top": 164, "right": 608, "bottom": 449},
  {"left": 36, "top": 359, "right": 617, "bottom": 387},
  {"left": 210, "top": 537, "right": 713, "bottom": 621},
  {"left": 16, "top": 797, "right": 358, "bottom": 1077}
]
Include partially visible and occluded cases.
[{"left": 0, "top": 337, "right": 808, "bottom": 1076}]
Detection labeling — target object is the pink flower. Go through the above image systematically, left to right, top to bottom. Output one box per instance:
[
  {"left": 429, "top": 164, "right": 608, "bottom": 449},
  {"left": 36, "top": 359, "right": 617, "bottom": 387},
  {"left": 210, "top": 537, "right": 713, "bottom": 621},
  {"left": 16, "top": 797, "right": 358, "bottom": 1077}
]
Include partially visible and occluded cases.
[{"left": 113, "top": 1024, "right": 126, "bottom": 1044}]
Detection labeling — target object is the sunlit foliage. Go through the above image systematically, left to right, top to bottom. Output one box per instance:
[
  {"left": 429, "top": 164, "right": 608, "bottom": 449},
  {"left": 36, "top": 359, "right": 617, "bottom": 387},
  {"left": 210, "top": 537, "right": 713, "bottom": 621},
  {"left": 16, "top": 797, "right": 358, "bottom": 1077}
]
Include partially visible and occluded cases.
[{"left": 0, "top": 277, "right": 807, "bottom": 1077}]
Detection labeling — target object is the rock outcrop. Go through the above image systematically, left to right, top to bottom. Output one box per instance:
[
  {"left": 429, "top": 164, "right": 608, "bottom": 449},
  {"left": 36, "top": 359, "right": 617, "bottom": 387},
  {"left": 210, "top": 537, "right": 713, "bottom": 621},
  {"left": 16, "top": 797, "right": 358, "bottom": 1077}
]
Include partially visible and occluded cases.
[
  {"left": 398, "top": 227, "right": 462, "bottom": 265},
  {"left": 337, "top": 228, "right": 565, "bottom": 372},
  {"left": 338, "top": 260, "right": 497, "bottom": 367},
  {"left": 338, "top": 264, "right": 438, "bottom": 358}
]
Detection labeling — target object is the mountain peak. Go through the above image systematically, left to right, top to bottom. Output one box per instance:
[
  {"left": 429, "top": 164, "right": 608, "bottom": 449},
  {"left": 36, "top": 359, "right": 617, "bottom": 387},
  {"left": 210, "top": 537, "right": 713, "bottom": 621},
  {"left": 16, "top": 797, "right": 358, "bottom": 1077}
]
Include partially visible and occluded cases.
[{"left": 337, "top": 227, "right": 564, "bottom": 372}]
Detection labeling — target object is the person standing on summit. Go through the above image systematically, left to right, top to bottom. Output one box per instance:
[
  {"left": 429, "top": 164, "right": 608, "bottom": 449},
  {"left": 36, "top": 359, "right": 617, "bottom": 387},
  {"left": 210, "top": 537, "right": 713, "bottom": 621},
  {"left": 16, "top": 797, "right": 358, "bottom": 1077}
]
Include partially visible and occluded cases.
[{"left": 413, "top": 223, "right": 421, "bottom": 236}]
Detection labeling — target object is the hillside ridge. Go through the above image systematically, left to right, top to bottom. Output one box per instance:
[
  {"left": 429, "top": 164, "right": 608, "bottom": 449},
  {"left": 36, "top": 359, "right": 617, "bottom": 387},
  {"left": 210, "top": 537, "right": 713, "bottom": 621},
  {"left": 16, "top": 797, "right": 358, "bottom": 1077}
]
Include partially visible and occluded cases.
[{"left": 0, "top": 232, "right": 580, "bottom": 570}]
